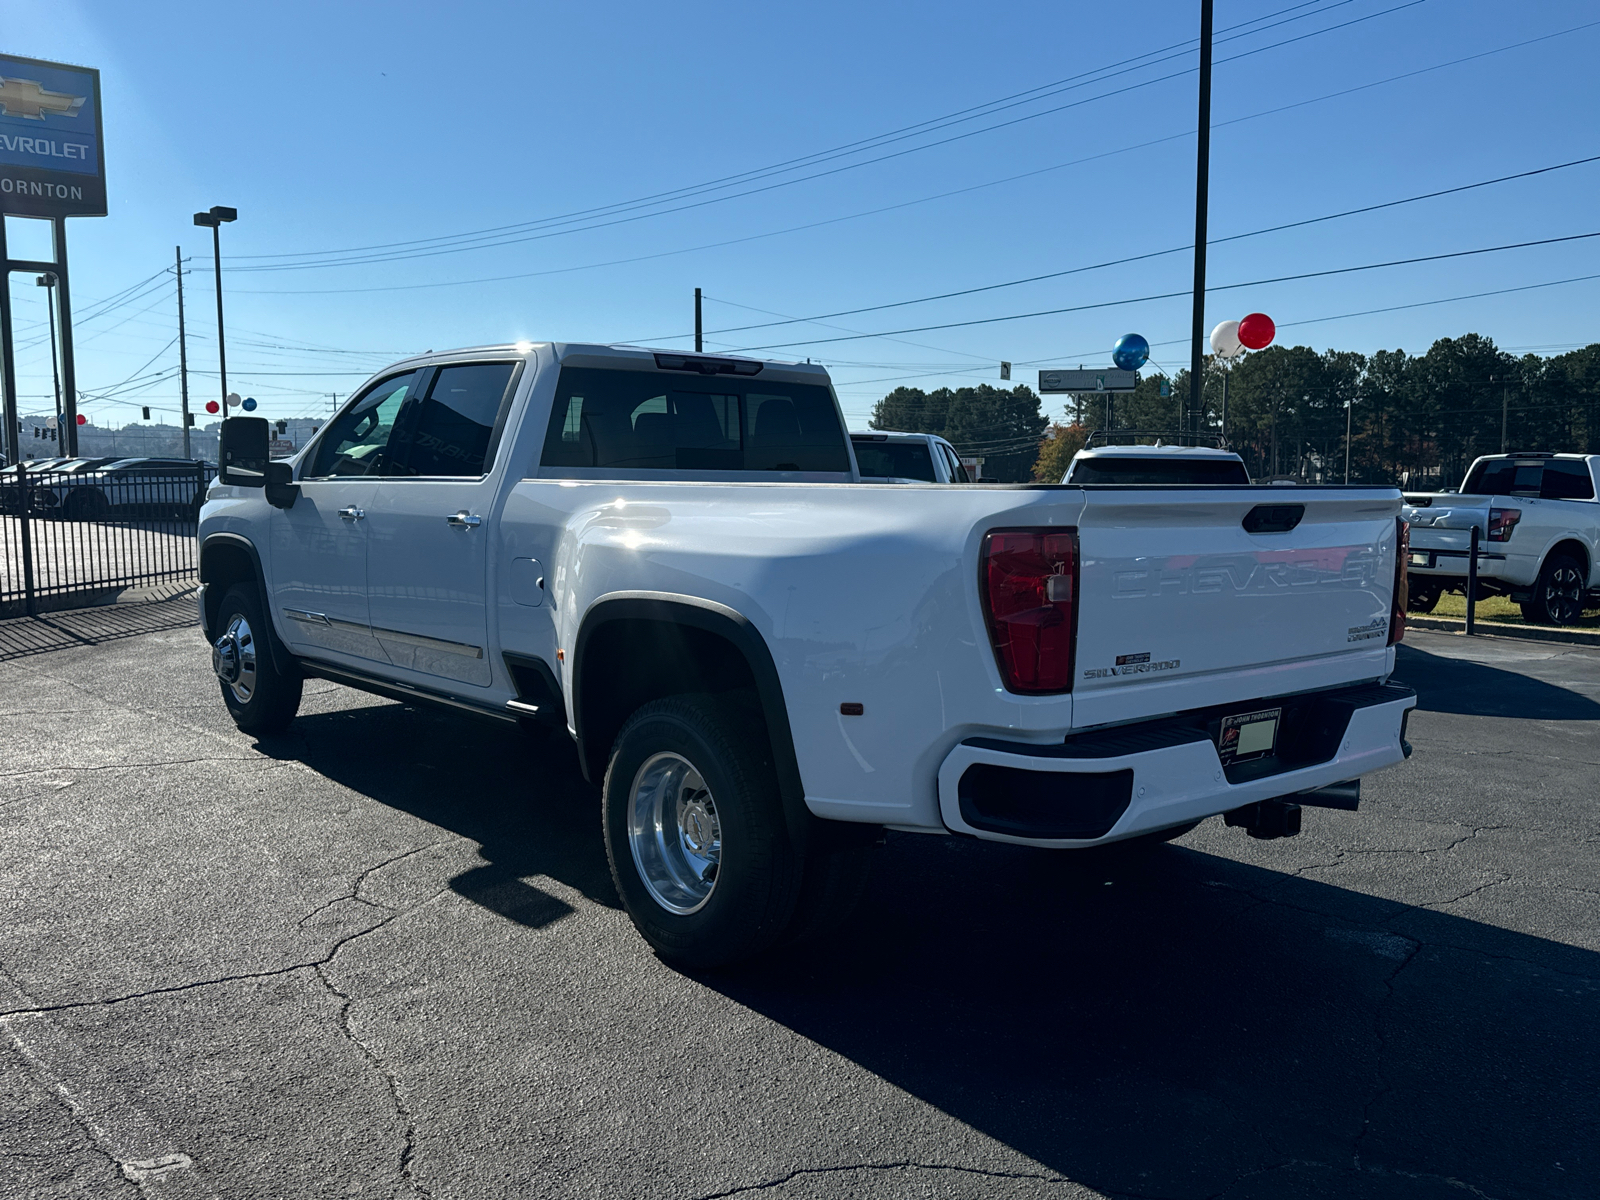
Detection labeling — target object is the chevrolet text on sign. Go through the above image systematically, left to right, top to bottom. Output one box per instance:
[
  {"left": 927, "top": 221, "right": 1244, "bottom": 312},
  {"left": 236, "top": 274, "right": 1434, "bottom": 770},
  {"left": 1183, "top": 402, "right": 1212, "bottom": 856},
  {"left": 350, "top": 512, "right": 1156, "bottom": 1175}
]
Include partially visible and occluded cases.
[{"left": 0, "top": 54, "right": 105, "bottom": 218}]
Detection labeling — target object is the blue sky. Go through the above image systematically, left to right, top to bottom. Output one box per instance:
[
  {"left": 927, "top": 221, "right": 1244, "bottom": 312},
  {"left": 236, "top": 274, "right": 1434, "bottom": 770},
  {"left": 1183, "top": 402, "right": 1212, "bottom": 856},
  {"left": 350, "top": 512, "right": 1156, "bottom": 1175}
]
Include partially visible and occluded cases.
[{"left": 5, "top": 0, "right": 1599, "bottom": 431}]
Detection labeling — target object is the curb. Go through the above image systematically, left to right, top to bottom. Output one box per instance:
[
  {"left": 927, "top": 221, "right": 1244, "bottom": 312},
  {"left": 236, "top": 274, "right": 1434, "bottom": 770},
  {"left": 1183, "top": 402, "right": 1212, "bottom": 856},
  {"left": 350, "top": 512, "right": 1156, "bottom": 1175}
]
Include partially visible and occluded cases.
[{"left": 1407, "top": 615, "right": 1600, "bottom": 648}]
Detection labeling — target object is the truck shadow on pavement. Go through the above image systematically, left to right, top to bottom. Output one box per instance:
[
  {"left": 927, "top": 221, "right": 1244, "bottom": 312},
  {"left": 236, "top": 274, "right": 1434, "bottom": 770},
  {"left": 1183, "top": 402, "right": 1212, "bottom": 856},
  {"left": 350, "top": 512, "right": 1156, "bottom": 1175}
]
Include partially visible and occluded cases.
[
  {"left": 1396, "top": 642, "right": 1600, "bottom": 719},
  {"left": 256, "top": 680, "right": 1597, "bottom": 1199},
  {"left": 257, "top": 700, "right": 619, "bottom": 928},
  {"left": 714, "top": 833, "right": 1599, "bottom": 1200}
]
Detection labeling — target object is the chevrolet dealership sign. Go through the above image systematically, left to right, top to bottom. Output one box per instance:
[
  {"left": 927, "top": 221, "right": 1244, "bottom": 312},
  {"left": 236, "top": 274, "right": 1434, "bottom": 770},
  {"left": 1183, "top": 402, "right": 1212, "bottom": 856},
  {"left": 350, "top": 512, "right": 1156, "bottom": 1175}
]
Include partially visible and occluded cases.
[{"left": 0, "top": 54, "right": 105, "bottom": 217}]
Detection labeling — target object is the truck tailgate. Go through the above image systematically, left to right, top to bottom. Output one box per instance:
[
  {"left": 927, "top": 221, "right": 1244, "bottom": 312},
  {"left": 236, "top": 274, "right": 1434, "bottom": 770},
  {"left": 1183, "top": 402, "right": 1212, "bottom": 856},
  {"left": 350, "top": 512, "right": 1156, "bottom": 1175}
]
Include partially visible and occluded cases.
[{"left": 1071, "top": 488, "right": 1402, "bottom": 726}]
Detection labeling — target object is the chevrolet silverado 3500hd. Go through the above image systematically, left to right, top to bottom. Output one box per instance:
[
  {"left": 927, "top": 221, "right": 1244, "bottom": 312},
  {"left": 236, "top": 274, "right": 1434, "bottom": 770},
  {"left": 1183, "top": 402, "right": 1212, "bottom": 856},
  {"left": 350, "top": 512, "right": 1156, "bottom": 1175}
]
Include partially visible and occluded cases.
[{"left": 198, "top": 343, "right": 1416, "bottom": 965}]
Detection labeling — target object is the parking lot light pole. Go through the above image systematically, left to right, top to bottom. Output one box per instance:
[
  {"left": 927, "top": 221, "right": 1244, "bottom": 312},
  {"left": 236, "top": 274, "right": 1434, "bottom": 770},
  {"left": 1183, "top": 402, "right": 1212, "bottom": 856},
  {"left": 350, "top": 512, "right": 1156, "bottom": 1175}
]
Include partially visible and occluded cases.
[
  {"left": 192, "top": 206, "right": 237, "bottom": 414},
  {"left": 36, "top": 273, "right": 63, "bottom": 446}
]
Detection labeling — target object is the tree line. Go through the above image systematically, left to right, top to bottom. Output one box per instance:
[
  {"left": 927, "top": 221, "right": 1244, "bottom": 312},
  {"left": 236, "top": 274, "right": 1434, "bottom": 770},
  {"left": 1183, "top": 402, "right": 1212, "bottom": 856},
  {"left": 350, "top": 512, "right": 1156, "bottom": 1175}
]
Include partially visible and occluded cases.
[{"left": 872, "top": 334, "right": 1600, "bottom": 485}]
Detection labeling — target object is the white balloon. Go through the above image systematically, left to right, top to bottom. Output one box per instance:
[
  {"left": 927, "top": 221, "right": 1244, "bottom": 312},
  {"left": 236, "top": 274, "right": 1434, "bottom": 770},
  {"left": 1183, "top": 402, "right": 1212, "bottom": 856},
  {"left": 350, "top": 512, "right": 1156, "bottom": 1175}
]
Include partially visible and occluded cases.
[{"left": 1210, "top": 319, "right": 1244, "bottom": 359}]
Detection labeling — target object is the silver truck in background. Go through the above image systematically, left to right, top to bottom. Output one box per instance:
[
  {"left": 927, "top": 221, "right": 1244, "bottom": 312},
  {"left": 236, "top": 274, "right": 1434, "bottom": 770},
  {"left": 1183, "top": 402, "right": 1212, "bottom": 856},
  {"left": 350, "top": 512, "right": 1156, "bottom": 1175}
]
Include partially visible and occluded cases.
[{"left": 1402, "top": 453, "right": 1600, "bottom": 626}]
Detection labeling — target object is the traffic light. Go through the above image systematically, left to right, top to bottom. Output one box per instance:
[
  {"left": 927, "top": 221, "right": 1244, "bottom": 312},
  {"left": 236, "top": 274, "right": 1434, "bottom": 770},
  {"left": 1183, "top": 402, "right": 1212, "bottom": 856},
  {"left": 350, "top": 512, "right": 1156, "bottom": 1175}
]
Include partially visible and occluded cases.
[
  {"left": 142, "top": 407, "right": 151, "bottom": 420},
  {"left": 185, "top": 413, "right": 195, "bottom": 427},
  {"left": 275, "top": 419, "right": 287, "bottom": 435}
]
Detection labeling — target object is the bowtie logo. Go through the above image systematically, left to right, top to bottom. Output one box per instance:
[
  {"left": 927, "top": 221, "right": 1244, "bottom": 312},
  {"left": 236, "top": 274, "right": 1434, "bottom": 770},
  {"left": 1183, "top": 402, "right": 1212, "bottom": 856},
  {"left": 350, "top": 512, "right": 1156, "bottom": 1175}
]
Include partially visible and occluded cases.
[{"left": 0, "top": 76, "right": 87, "bottom": 121}]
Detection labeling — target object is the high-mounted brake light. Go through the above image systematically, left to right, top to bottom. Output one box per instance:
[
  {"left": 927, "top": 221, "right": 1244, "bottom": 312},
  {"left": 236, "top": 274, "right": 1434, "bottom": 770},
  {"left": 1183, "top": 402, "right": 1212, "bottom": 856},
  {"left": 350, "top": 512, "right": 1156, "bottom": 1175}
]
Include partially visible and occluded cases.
[
  {"left": 652, "top": 352, "right": 764, "bottom": 377},
  {"left": 1487, "top": 507, "right": 1521, "bottom": 542},
  {"left": 1389, "top": 518, "right": 1408, "bottom": 646},
  {"left": 981, "top": 528, "right": 1078, "bottom": 693}
]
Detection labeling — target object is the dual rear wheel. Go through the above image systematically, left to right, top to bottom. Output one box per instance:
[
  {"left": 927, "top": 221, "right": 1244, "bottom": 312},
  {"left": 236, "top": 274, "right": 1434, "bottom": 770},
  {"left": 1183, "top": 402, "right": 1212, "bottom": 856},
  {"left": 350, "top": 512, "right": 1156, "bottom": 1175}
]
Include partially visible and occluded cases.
[{"left": 602, "top": 693, "right": 876, "bottom": 969}]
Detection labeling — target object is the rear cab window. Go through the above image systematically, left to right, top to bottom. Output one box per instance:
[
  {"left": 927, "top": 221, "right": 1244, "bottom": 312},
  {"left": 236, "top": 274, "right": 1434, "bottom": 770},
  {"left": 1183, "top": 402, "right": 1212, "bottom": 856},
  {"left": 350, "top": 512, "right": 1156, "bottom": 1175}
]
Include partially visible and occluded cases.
[
  {"left": 538, "top": 365, "right": 851, "bottom": 477},
  {"left": 852, "top": 438, "right": 939, "bottom": 482},
  {"left": 1068, "top": 456, "right": 1251, "bottom": 485},
  {"left": 1461, "top": 457, "right": 1596, "bottom": 500}
]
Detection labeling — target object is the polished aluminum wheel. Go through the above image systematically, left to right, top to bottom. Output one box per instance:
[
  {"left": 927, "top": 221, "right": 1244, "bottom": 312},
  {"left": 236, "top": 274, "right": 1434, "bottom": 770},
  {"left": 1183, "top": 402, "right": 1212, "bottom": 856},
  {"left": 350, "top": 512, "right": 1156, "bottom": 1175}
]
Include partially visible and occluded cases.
[
  {"left": 212, "top": 613, "right": 258, "bottom": 704},
  {"left": 627, "top": 751, "right": 722, "bottom": 915}
]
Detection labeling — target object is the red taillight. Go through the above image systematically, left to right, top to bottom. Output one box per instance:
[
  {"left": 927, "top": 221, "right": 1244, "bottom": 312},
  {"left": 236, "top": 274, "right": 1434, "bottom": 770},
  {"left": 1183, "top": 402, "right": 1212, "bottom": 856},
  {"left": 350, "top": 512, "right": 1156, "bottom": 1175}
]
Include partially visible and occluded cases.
[
  {"left": 1487, "top": 507, "right": 1521, "bottom": 542},
  {"left": 1389, "top": 517, "right": 1408, "bottom": 646},
  {"left": 981, "top": 528, "right": 1078, "bottom": 693}
]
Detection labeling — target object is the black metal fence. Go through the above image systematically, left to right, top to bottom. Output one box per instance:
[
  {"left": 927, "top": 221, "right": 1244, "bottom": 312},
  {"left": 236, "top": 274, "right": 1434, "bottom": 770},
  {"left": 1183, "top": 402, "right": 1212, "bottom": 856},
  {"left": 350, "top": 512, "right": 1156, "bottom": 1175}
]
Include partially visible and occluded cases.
[{"left": 1, "top": 461, "right": 213, "bottom": 618}]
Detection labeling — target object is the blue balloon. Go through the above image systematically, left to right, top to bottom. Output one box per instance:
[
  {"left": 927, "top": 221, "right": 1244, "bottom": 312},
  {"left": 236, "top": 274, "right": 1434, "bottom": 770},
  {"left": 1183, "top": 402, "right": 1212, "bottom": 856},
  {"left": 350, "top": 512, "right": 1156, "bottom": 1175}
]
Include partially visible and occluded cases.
[
  {"left": 1112, "top": 334, "right": 1149, "bottom": 371},
  {"left": 242, "top": 397, "right": 257, "bottom": 411}
]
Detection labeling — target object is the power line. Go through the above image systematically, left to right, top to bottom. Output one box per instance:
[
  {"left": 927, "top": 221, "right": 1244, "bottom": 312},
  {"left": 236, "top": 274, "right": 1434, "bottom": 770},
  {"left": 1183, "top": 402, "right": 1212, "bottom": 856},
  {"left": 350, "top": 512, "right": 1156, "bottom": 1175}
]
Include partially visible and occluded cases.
[
  {"left": 210, "top": 1, "right": 1354, "bottom": 269},
  {"left": 207, "top": 2, "right": 1425, "bottom": 275},
  {"left": 230, "top": 18, "right": 1600, "bottom": 299},
  {"left": 688, "top": 153, "right": 1600, "bottom": 341},
  {"left": 727, "top": 230, "right": 1600, "bottom": 352}
]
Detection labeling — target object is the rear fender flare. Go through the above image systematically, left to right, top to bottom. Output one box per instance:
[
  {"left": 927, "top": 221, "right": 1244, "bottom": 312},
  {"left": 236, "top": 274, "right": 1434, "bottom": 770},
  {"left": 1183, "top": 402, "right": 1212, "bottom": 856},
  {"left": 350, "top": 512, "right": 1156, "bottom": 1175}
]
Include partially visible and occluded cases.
[{"left": 572, "top": 592, "right": 808, "bottom": 847}]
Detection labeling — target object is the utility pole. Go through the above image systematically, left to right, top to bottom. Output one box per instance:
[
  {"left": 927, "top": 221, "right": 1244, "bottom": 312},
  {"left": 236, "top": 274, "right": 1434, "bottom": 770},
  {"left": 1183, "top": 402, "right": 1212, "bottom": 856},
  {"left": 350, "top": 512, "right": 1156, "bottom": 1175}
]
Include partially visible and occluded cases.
[
  {"left": 1188, "top": 0, "right": 1215, "bottom": 444},
  {"left": 176, "top": 246, "right": 192, "bottom": 459},
  {"left": 694, "top": 287, "right": 702, "bottom": 353},
  {"left": 1501, "top": 380, "right": 1509, "bottom": 453},
  {"left": 1344, "top": 399, "right": 1353, "bottom": 484}
]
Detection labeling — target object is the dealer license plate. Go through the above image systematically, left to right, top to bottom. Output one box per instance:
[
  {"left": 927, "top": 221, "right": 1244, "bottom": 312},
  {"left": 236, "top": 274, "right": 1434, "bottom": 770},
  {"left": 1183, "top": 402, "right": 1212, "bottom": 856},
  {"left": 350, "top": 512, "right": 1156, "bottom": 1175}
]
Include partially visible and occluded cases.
[{"left": 1217, "top": 707, "right": 1281, "bottom": 766}]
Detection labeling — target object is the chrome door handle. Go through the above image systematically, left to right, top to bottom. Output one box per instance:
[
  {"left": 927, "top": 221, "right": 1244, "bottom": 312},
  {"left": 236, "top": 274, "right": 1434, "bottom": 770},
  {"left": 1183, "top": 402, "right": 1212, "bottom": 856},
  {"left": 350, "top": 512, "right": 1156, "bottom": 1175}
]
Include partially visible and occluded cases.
[
  {"left": 338, "top": 506, "right": 365, "bottom": 521},
  {"left": 446, "top": 511, "right": 483, "bottom": 528}
]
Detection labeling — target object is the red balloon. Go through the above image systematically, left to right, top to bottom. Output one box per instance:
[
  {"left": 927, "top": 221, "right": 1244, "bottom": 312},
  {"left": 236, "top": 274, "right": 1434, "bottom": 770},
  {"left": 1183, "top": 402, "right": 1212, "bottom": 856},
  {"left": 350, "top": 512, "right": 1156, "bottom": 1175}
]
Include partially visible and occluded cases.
[
  {"left": 1238, "top": 312, "right": 1275, "bottom": 350},
  {"left": 206, "top": 400, "right": 221, "bottom": 414},
  {"left": 75, "top": 413, "right": 87, "bottom": 425}
]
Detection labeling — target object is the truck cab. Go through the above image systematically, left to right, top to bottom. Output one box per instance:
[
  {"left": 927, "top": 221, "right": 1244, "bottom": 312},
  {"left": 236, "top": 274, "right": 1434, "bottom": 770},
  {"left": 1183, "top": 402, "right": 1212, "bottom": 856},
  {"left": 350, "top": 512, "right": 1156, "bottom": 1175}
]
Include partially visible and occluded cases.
[{"left": 1063, "top": 440, "right": 1251, "bottom": 486}]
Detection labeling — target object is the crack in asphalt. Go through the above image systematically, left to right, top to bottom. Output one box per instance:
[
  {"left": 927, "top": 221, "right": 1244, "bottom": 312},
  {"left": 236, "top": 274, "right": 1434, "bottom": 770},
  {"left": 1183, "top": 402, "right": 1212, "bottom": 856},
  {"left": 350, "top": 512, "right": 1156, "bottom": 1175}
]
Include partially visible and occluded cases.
[
  {"left": 0, "top": 756, "right": 275, "bottom": 779},
  {"left": 0, "top": 842, "right": 459, "bottom": 1199},
  {"left": 293, "top": 842, "right": 451, "bottom": 929},
  {"left": 1420, "top": 875, "right": 1513, "bottom": 910},
  {"left": 0, "top": 876, "right": 453, "bottom": 1019},
  {"left": 1351, "top": 937, "right": 1423, "bottom": 1171},
  {"left": 312, "top": 962, "right": 434, "bottom": 1200},
  {"left": 3, "top": 1023, "right": 158, "bottom": 1197},
  {"left": 1198, "top": 1156, "right": 1510, "bottom": 1200},
  {"left": 687, "top": 1161, "right": 1076, "bottom": 1199}
]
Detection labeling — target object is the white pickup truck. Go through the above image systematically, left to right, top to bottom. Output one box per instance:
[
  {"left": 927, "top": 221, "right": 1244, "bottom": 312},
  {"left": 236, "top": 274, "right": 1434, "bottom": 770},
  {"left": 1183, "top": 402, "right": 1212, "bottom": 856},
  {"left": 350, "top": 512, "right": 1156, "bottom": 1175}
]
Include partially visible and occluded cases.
[
  {"left": 198, "top": 342, "right": 1416, "bottom": 966},
  {"left": 1062, "top": 439, "right": 1251, "bottom": 485},
  {"left": 1403, "top": 453, "right": 1600, "bottom": 626}
]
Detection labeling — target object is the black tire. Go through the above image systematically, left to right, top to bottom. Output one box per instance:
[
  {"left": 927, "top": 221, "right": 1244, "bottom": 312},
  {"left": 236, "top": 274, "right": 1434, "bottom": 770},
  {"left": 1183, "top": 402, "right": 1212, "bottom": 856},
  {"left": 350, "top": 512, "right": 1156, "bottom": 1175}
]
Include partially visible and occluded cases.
[
  {"left": 64, "top": 489, "right": 108, "bottom": 522},
  {"left": 1520, "top": 553, "right": 1587, "bottom": 627},
  {"left": 1407, "top": 582, "right": 1442, "bottom": 614},
  {"left": 213, "top": 583, "right": 302, "bottom": 735},
  {"left": 602, "top": 693, "right": 801, "bottom": 969}
]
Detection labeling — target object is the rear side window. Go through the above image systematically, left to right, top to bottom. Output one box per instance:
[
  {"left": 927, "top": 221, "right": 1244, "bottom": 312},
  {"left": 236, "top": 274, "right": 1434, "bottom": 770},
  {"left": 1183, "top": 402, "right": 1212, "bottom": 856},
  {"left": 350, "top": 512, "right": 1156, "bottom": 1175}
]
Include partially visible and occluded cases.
[
  {"left": 387, "top": 362, "right": 516, "bottom": 478},
  {"left": 540, "top": 367, "right": 850, "bottom": 474},
  {"left": 852, "top": 439, "right": 938, "bottom": 482},
  {"left": 941, "top": 445, "right": 971, "bottom": 483},
  {"left": 1069, "top": 456, "right": 1250, "bottom": 485},
  {"left": 1541, "top": 460, "right": 1595, "bottom": 501}
]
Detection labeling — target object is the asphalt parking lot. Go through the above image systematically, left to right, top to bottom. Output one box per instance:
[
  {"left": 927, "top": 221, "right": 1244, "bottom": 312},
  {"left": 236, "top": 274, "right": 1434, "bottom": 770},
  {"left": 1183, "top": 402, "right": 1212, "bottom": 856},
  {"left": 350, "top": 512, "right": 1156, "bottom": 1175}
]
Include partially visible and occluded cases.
[{"left": 1, "top": 611, "right": 1595, "bottom": 1200}]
